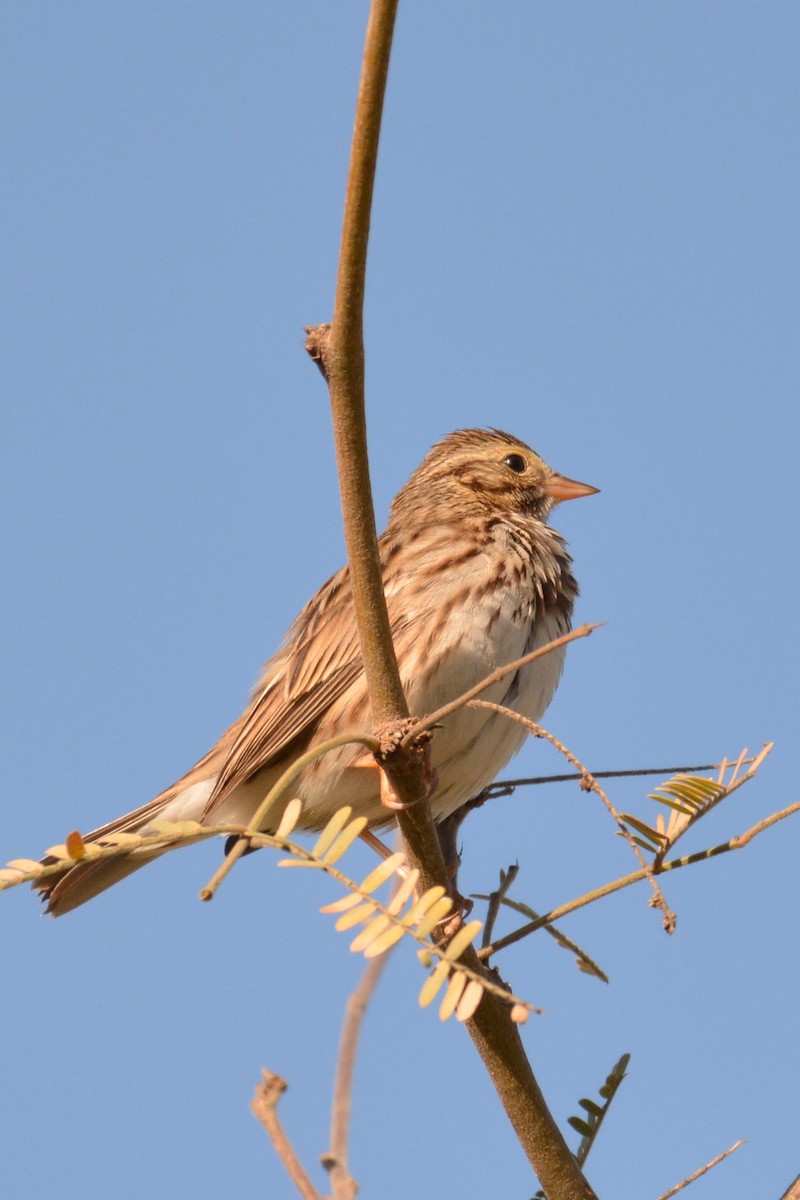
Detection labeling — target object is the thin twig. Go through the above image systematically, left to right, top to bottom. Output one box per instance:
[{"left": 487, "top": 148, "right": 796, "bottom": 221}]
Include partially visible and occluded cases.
[
  {"left": 405, "top": 624, "right": 599, "bottom": 744},
  {"left": 470, "top": 701, "right": 676, "bottom": 932},
  {"left": 198, "top": 731, "right": 380, "bottom": 902},
  {"left": 484, "top": 760, "right": 752, "bottom": 797},
  {"left": 479, "top": 799, "right": 800, "bottom": 959},
  {"left": 482, "top": 864, "right": 520, "bottom": 949},
  {"left": 474, "top": 891, "right": 608, "bottom": 982},
  {"left": 322, "top": 954, "right": 390, "bottom": 1200},
  {"left": 251, "top": 1070, "right": 322, "bottom": 1200},
  {"left": 653, "top": 1139, "right": 745, "bottom": 1200}
]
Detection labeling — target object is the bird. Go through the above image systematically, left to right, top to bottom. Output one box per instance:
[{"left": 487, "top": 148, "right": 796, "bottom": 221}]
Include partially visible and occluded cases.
[{"left": 37, "top": 428, "right": 597, "bottom": 915}]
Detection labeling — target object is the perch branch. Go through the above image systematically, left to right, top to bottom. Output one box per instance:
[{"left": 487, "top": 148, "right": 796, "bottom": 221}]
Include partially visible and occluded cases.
[
  {"left": 304, "top": 0, "right": 405, "bottom": 726},
  {"left": 305, "top": 4, "right": 599, "bottom": 1197}
]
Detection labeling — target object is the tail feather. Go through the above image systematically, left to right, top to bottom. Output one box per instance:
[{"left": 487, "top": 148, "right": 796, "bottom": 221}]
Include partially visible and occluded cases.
[
  {"left": 35, "top": 781, "right": 215, "bottom": 917},
  {"left": 38, "top": 846, "right": 170, "bottom": 916}
]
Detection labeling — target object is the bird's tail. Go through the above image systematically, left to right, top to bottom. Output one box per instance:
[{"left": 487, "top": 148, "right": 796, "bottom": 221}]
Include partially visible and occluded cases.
[{"left": 36, "top": 782, "right": 215, "bottom": 917}]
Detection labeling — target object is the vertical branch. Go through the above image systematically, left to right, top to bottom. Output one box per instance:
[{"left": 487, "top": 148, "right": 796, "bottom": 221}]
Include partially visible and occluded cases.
[
  {"left": 306, "top": 0, "right": 406, "bottom": 726},
  {"left": 306, "top": 4, "right": 598, "bottom": 1197},
  {"left": 322, "top": 954, "right": 390, "bottom": 1200},
  {"left": 251, "top": 1070, "right": 322, "bottom": 1200}
]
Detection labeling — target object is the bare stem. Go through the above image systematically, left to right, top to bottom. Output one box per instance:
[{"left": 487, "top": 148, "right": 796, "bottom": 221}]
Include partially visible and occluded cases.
[
  {"left": 405, "top": 625, "right": 599, "bottom": 743},
  {"left": 469, "top": 701, "right": 676, "bottom": 932},
  {"left": 484, "top": 760, "right": 753, "bottom": 797},
  {"left": 480, "top": 799, "right": 800, "bottom": 959},
  {"left": 482, "top": 864, "right": 520, "bottom": 949},
  {"left": 323, "top": 954, "right": 390, "bottom": 1200},
  {"left": 251, "top": 1070, "right": 322, "bottom": 1200},
  {"left": 653, "top": 1139, "right": 745, "bottom": 1200}
]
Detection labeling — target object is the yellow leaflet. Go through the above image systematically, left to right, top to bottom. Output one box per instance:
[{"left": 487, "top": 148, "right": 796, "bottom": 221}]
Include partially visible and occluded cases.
[
  {"left": 275, "top": 798, "right": 303, "bottom": 840},
  {"left": 311, "top": 807, "right": 353, "bottom": 858},
  {"left": 321, "top": 817, "right": 368, "bottom": 864},
  {"left": 148, "top": 819, "right": 206, "bottom": 836},
  {"left": 43, "top": 844, "right": 70, "bottom": 861},
  {"left": 359, "top": 852, "right": 406, "bottom": 893},
  {"left": 6, "top": 858, "right": 42, "bottom": 871},
  {"left": 386, "top": 869, "right": 419, "bottom": 915},
  {"left": 0, "top": 870, "right": 24, "bottom": 885},
  {"left": 404, "top": 885, "right": 447, "bottom": 926},
  {"left": 319, "top": 893, "right": 363, "bottom": 914},
  {"left": 414, "top": 897, "right": 454, "bottom": 939},
  {"left": 335, "top": 902, "right": 378, "bottom": 932},
  {"left": 350, "top": 914, "right": 391, "bottom": 954},
  {"left": 442, "top": 920, "right": 483, "bottom": 962},
  {"left": 363, "top": 924, "right": 406, "bottom": 958},
  {"left": 418, "top": 961, "right": 450, "bottom": 1008},
  {"left": 438, "top": 971, "right": 467, "bottom": 1021},
  {"left": 455, "top": 980, "right": 484, "bottom": 1022}
]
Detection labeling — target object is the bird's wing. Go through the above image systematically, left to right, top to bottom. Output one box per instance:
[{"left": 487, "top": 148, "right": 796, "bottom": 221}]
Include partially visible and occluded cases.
[
  {"left": 202, "top": 562, "right": 380, "bottom": 816},
  {"left": 202, "top": 657, "right": 365, "bottom": 814}
]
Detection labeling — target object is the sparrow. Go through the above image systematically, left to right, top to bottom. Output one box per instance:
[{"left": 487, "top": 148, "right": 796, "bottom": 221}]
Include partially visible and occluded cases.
[{"left": 37, "top": 428, "right": 597, "bottom": 915}]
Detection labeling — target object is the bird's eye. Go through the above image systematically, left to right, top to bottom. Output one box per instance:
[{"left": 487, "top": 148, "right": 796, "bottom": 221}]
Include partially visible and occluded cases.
[{"left": 503, "top": 453, "right": 527, "bottom": 474}]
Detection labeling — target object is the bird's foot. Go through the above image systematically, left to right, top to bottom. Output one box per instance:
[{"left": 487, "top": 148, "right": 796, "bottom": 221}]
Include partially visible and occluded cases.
[{"left": 372, "top": 718, "right": 436, "bottom": 811}]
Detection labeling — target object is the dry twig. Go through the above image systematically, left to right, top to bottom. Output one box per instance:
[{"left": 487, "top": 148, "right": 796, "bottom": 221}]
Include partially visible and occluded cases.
[
  {"left": 469, "top": 701, "right": 676, "bottom": 932},
  {"left": 479, "top": 798, "right": 799, "bottom": 959},
  {"left": 322, "top": 954, "right": 390, "bottom": 1200},
  {"left": 251, "top": 1070, "right": 322, "bottom": 1200},
  {"left": 653, "top": 1139, "right": 745, "bottom": 1200}
]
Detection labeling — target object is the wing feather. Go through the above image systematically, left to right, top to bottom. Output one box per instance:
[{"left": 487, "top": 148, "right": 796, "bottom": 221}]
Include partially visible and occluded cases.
[{"left": 202, "top": 561, "right": 370, "bottom": 814}]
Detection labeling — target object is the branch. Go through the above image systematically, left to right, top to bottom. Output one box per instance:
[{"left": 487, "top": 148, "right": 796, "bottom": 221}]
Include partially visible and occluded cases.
[
  {"left": 304, "top": 0, "right": 405, "bottom": 726},
  {"left": 305, "top": 5, "right": 598, "bottom": 1197},
  {"left": 404, "top": 624, "right": 600, "bottom": 743},
  {"left": 469, "top": 701, "right": 676, "bottom": 932},
  {"left": 483, "top": 760, "right": 754, "bottom": 798},
  {"left": 479, "top": 799, "right": 800, "bottom": 959},
  {"left": 322, "top": 954, "right": 389, "bottom": 1200},
  {"left": 251, "top": 1070, "right": 322, "bottom": 1200},
  {"left": 653, "top": 1139, "right": 745, "bottom": 1200}
]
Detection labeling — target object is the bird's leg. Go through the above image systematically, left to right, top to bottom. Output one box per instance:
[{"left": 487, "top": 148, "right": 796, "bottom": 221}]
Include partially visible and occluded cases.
[
  {"left": 373, "top": 718, "right": 437, "bottom": 810},
  {"left": 349, "top": 719, "right": 437, "bottom": 810},
  {"left": 356, "top": 726, "right": 486, "bottom": 941},
  {"left": 432, "top": 789, "right": 494, "bottom": 935},
  {"left": 358, "top": 828, "right": 409, "bottom": 876}
]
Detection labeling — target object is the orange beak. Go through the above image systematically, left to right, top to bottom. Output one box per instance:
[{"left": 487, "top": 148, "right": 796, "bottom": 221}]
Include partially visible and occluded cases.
[{"left": 544, "top": 472, "right": 599, "bottom": 503}]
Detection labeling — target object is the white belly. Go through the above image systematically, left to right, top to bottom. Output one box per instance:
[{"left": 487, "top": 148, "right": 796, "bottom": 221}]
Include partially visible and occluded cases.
[{"left": 407, "top": 604, "right": 569, "bottom": 821}]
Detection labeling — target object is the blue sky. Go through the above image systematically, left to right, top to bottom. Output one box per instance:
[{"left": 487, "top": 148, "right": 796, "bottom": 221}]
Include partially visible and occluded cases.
[{"left": 2, "top": 5, "right": 799, "bottom": 1198}]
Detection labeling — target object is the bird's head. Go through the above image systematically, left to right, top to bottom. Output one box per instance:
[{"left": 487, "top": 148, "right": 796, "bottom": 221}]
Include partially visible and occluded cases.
[{"left": 388, "top": 428, "right": 598, "bottom": 527}]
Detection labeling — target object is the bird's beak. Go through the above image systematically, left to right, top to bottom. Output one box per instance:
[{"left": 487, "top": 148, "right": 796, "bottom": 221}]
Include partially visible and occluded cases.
[{"left": 544, "top": 472, "right": 600, "bottom": 503}]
